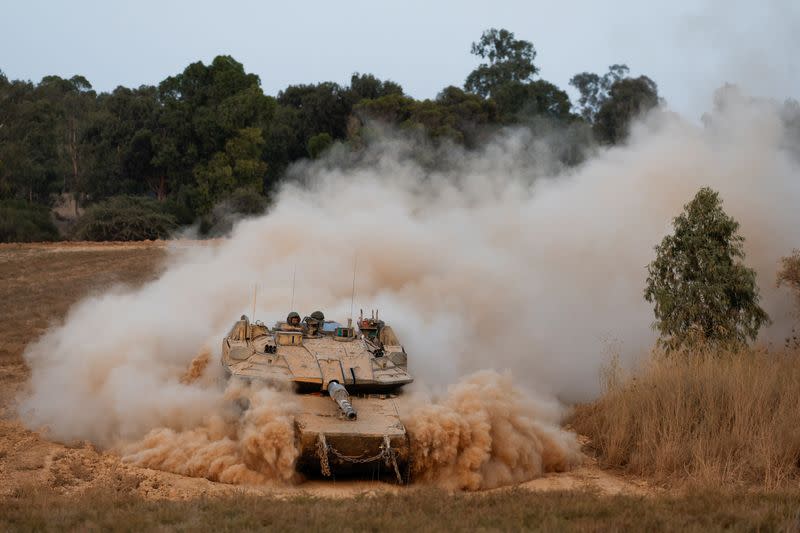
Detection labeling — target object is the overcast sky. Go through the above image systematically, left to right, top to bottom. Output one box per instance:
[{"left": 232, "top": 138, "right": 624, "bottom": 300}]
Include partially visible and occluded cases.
[{"left": 2, "top": 0, "right": 798, "bottom": 119}]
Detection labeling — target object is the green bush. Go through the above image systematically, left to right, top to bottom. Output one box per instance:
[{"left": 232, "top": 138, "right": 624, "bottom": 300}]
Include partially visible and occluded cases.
[
  {"left": 72, "top": 196, "right": 177, "bottom": 241},
  {"left": 0, "top": 200, "right": 60, "bottom": 242}
]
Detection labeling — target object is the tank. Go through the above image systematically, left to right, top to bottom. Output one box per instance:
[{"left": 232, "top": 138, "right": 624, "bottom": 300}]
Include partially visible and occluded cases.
[{"left": 221, "top": 310, "right": 413, "bottom": 482}]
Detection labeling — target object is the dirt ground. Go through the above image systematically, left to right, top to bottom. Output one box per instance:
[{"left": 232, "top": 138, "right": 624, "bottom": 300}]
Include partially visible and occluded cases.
[{"left": 0, "top": 242, "right": 650, "bottom": 501}]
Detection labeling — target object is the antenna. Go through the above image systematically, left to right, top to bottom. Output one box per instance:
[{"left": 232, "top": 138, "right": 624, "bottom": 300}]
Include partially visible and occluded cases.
[
  {"left": 350, "top": 254, "right": 358, "bottom": 322},
  {"left": 290, "top": 267, "right": 296, "bottom": 310},
  {"left": 252, "top": 283, "right": 258, "bottom": 321}
]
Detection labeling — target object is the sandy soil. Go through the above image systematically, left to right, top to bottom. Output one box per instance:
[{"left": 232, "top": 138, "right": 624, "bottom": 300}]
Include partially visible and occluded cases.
[{"left": 0, "top": 242, "right": 650, "bottom": 500}]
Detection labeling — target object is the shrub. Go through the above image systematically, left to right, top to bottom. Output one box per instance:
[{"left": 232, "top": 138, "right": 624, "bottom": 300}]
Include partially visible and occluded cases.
[
  {"left": 71, "top": 196, "right": 177, "bottom": 241},
  {"left": 0, "top": 200, "right": 60, "bottom": 242}
]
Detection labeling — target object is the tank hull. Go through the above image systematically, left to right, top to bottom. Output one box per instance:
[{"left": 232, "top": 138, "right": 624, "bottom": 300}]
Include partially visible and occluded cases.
[{"left": 294, "top": 395, "right": 410, "bottom": 482}]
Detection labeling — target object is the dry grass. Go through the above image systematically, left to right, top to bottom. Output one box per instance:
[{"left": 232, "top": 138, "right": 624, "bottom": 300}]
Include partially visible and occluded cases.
[
  {"left": 0, "top": 245, "right": 165, "bottom": 361},
  {"left": 571, "top": 348, "right": 800, "bottom": 489},
  {"left": 2, "top": 485, "right": 800, "bottom": 532}
]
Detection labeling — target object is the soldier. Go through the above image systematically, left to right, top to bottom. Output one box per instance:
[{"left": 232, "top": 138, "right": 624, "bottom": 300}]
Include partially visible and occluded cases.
[
  {"left": 304, "top": 310, "right": 325, "bottom": 335},
  {"left": 282, "top": 311, "right": 303, "bottom": 332}
]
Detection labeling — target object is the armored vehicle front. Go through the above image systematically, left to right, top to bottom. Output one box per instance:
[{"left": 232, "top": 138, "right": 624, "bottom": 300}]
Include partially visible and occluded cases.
[{"left": 221, "top": 311, "right": 413, "bottom": 481}]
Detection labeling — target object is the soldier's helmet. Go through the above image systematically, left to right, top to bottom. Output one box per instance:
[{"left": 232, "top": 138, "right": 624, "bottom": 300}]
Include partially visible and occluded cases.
[
  {"left": 310, "top": 310, "right": 325, "bottom": 322},
  {"left": 287, "top": 311, "right": 301, "bottom": 325}
]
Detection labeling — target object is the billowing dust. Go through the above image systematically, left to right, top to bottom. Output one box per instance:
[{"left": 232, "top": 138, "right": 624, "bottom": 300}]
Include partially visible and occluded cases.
[
  {"left": 16, "top": 88, "right": 800, "bottom": 489},
  {"left": 179, "top": 350, "right": 211, "bottom": 385},
  {"left": 118, "top": 368, "right": 581, "bottom": 488},
  {"left": 405, "top": 371, "right": 581, "bottom": 490},
  {"left": 122, "top": 381, "right": 299, "bottom": 485}
]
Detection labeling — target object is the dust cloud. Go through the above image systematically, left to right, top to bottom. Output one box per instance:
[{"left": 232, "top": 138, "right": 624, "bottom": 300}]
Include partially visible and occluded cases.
[
  {"left": 16, "top": 88, "right": 800, "bottom": 487},
  {"left": 403, "top": 371, "right": 581, "bottom": 490},
  {"left": 122, "top": 381, "right": 299, "bottom": 485}
]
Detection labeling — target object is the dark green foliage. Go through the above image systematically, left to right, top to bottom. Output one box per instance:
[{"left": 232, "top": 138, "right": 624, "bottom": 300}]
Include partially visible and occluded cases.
[
  {"left": 465, "top": 28, "right": 538, "bottom": 97},
  {"left": 0, "top": 31, "right": 666, "bottom": 240},
  {"left": 153, "top": 55, "right": 276, "bottom": 202},
  {"left": 569, "top": 64, "right": 629, "bottom": 121},
  {"left": 570, "top": 66, "right": 659, "bottom": 143},
  {"left": 349, "top": 72, "right": 403, "bottom": 100},
  {"left": 594, "top": 76, "right": 659, "bottom": 144},
  {"left": 493, "top": 80, "right": 573, "bottom": 122},
  {"left": 277, "top": 82, "right": 352, "bottom": 142},
  {"left": 84, "top": 85, "right": 161, "bottom": 199},
  {"left": 355, "top": 87, "right": 497, "bottom": 147},
  {"left": 354, "top": 94, "right": 417, "bottom": 124},
  {"left": 193, "top": 127, "right": 267, "bottom": 215},
  {"left": 307, "top": 133, "right": 333, "bottom": 159},
  {"left": 199, "top": 187, "right": 269, "bottom": 236},
  {"left": 223, "top": 187, "right": 268, "bottom": 215},
  {"left": 645, "top": 188, "right": 770, "bottom": 350},
  {"left": 71, "top": 196, "right": 177, "bottom": 241},
  {"left": 0, "top": 200, "right": 59, "bottom": 242}
]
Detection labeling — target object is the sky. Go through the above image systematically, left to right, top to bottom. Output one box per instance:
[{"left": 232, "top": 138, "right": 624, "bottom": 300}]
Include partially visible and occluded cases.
[{"left": 1, "top": 0, "right": 798, "bottom": 119}]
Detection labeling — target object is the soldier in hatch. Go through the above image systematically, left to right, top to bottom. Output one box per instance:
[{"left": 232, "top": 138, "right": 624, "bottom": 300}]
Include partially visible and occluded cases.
[
  {"left": 303, "top": 310, "right": 325, "bottom": 335},
  {"left": 282, "top": 311, "right": 304, "bottom": 332}
]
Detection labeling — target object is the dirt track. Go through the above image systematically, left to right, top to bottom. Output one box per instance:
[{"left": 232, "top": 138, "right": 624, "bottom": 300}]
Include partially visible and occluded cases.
[{"left": 0, "top": 242, "right": 649, "bottom": 500}]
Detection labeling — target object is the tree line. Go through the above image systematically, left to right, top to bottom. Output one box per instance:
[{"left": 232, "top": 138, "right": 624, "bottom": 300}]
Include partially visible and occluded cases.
[{"left": 0, "top": 28, "right": 661, "bottom": 240}]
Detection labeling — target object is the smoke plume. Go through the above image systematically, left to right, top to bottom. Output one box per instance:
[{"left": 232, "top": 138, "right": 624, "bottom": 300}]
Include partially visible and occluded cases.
[{"left": 17, "top": 89, "right": 800, "bottom": 487}]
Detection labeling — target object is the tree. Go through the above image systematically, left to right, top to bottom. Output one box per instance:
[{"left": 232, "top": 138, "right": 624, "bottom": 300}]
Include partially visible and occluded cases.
[
  {"left": 465, "top": 28, "right": 538, "bottom": 98},
  {"left": 569, "top": 64, "right": 629, "bottom": 122},
  {"left": 349, "top": 73, "right": 403, "bottom": 100},
  {"left": 36, "top": 75, "right": 97, "bottom": 213},
  {"left": 593, "top": 76, "right": 659, "bottom": 144},
  {"left": 0, "top": 78, "right": 62, "bottom": 203},
  {"left": 493, "top": 80, "right": 573, "bottom": 122},
  {"left": 277, "top": 82, "right": 352, "bottom": 141},
  {"left": 83, "top": 85, "right": 161, "bottom": 199},
  {"left": 353, "top": 87, "right": 496, "bottom": 147},
  {"left": 353, "top": 93, "right": 415, "bottom": 124},
  {"left": 193, "top": 127, "right": 266, "bottom": 214},
  {"left": 307, "top": 132, "right": 333, "bottom": 159},
  {"left": 644, "top": 187, "right": 770, "bottom": 351}
]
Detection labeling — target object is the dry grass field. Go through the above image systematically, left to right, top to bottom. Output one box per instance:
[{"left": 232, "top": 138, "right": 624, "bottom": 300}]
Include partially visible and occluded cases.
[
  {"left": 1, "top": 242, "right": 799, "bottom": 532},
  {"left": 571, "top": 349, "right": 800, "bottom": 490}
]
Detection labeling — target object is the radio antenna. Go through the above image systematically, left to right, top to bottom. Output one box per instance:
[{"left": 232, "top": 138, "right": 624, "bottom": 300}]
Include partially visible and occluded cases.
[
  {"left": 350, "top": 254, "right": 358, "bottom": 322},
  {"left": 290, "top": 267, "right": 297, "bottom": 310},
  {"left": 252, "top": 283, "right": 258, "bottom": 321}
]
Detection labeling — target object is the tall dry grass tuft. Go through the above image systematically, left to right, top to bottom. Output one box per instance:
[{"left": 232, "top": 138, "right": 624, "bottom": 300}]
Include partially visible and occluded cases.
[{"left": 571, "top": 348, "right": 800, "bottom": 489}]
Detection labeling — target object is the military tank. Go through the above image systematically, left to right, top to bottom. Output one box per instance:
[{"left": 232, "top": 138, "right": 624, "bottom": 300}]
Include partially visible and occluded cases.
[{"left": 221, "top": 310, "right": 413, "bottom": 482}]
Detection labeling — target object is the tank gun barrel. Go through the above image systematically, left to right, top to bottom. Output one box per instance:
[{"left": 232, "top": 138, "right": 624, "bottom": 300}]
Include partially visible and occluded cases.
[{"left": 328, "top": 381, "right": 357, "bottom": 420}]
